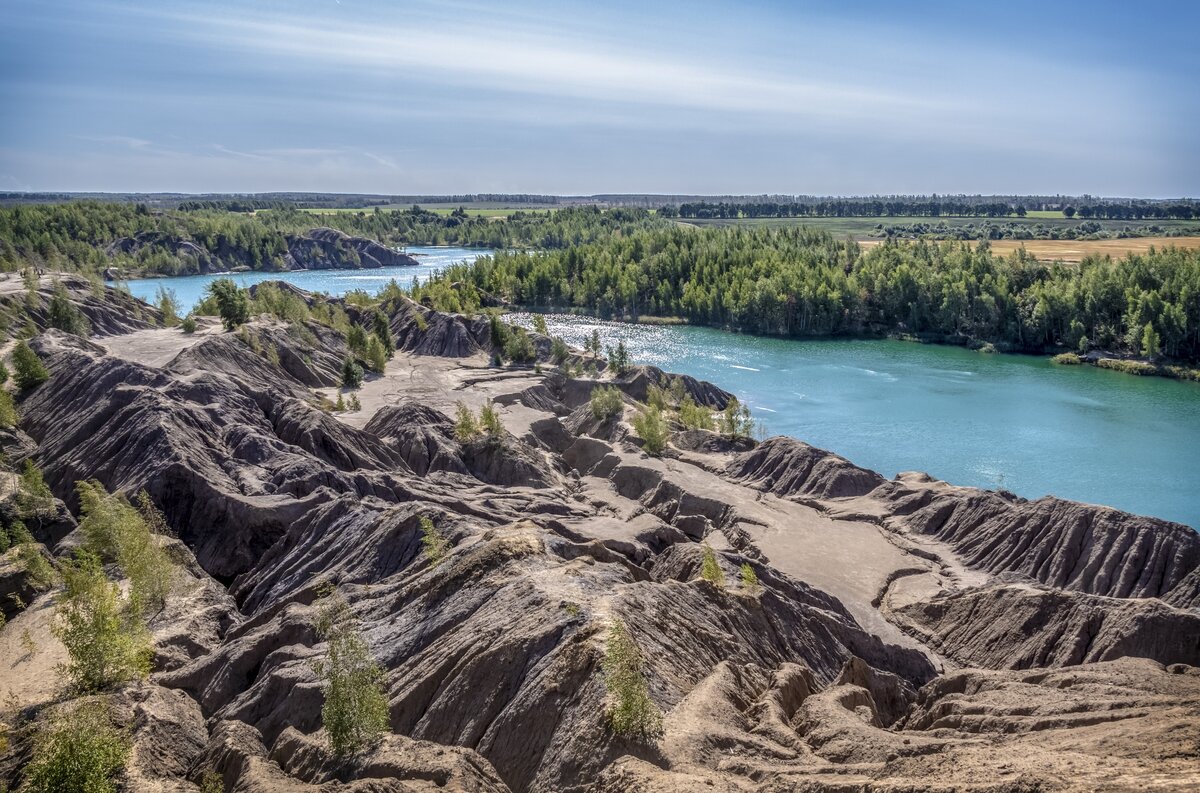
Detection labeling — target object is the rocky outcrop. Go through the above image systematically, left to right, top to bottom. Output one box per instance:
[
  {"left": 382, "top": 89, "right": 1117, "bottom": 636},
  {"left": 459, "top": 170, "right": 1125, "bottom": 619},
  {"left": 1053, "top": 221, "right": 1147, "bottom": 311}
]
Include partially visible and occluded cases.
[
  {"left": 284, "top": 227, "right": 418, "bottom": 270},
  {"left": 0, "top": 272, "right": 160, "bottom": 337},
  {"left": 727, "top": 436, "right": 886, "bottom": 499},
  {"left": 883, "top": 484, "right": 1200, "bottom": 600},
  {"left": 894, "top": 582, "right": 1200, "bottom": 669}
]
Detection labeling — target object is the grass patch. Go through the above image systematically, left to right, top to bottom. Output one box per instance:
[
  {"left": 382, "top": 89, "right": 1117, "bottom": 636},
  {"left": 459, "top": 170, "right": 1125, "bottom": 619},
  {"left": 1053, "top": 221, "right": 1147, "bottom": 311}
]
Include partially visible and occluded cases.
[{"left": 1051, "top": 353, "right": 1082, "bottom": 365}]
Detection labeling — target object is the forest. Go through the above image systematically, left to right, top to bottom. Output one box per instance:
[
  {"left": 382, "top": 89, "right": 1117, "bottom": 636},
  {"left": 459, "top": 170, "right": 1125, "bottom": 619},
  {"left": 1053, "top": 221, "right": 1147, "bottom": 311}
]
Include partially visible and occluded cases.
[
  {"left": 671, "top": 199, "right": 1200, "bottom": 220},
  {"left": 0, "top": 202, "right": 667, "bottom": 274},
  {"left": 414, "top": 226, "right": 1200, "bottom": 362}
]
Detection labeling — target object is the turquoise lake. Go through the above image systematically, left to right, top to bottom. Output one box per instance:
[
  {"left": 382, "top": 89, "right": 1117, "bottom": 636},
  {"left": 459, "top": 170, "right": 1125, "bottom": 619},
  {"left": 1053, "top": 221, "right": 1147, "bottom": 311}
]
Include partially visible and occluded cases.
[{"left": 122, "top": 250, "right": 1200, "bottom": 529}]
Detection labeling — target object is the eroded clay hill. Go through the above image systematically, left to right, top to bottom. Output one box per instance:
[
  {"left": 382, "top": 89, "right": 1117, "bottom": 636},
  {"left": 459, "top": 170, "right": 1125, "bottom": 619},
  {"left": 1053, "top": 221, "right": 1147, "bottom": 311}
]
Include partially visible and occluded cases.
[{"left": 0, "top": 279, "right": 1197, "bottom": 792}]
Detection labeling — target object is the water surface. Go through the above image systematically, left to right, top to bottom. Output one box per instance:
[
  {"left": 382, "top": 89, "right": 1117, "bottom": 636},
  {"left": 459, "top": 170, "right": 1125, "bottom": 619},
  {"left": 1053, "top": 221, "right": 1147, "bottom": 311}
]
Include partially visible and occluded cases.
[
  {"left": 119, "top": 246, "right": 483, "bottom": 312},
  {"left": 512, "top": 314, "right": 1200, "bottom": 529}
]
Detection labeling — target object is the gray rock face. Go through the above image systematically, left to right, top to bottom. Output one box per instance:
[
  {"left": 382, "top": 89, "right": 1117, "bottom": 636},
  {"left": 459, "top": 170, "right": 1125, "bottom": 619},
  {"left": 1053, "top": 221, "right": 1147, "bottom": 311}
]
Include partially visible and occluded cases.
[
  {"left": 285, "top": 227, "right": 419, "bottom": 270},
  {"left": 0, "top": 272, "right": 160, "bottom": 337},
  {"left": 727, "top": 436, "right": 886, "bottom": 499},
  {"left": 884, "top": 485, "right": 1200, "bottom": 600},
  {"left": 894, "top": 583, "right": 1200, "bottom": 669}
]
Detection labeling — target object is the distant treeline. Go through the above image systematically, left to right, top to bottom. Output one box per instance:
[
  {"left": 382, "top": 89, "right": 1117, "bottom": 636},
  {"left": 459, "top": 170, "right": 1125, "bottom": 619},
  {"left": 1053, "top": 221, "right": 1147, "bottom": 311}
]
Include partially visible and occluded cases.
[
  {"left": 670, "top": 200, "right": 1200, "bottom": 220},
  {"left": 0, "top": 201, "right": 666, "bottom": 275},
  {"left": 415, "top": 226, "right": 1200, "bottom": 362}
]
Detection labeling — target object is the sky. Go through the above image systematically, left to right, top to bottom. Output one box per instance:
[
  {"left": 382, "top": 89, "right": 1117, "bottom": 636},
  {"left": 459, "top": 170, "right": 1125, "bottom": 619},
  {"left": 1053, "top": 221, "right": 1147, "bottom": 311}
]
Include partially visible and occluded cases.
[{"left": 1, "top": 0, "right": 1197, "bottom": 197}]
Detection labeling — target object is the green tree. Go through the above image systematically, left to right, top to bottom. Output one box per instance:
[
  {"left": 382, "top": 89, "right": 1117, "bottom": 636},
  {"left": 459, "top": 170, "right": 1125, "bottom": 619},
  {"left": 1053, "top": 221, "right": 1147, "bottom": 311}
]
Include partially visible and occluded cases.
[
  {"left": 206, "top": 279, "right": 250, "bottom": 330},
  {"left": 47, "top": 283, "right": 90, "bottom": 337},
  {"left": 155, "top": 286, "right": 181, "bottom": 327},
  {"left": 372, "top": 312, "right": 395, "bottom": 355},
  {"left": 532, "top": 314, "right": 548, "bottom": 335},
  {"left": 1142, "top": 322, "right": 1161, "bottom": 361},
  {"left": 504, "top": 326, "right": 536, "bottom": 363},
  {"left": 365, "top": 335, "right": 389, "bottom": 373},
  {"left": 550, "top": 336, "right": 570, "bottom": 365},
  {"left": 12, "top": 340, "right": 49, "bottom": 389},
  {"left": 606, "top": 341, "right": 630, "bottom": 375},
  {"left": 341, "top": 357, "right": 364, "bottom": 389},
  {"left": 589, "top": 385, "right": 624, "bottom": 421},
  {"left": 0, "top": 389, "right": 18, "bottom": 428},
  {"left": 678, "top": 397, "right": 714, "bottom": 431},
  {"left": 718, "top": 397, "right": 754, "bottom": 438},
  {"left": 453, "top": 401, "right": 480, "bottom": 442},
  {"left": 479, "top": 403, "right": 504, "bottom": 438},
  {"left": 631, "top": 406, "right": 668, "bottom": 456},
  {"left": 419, "top": 516, "right": 448, "bottom": 565},
  {"left": 700, "top": 544, "right": 723, "bottom": 588},
  {"left": 54, "top": 550, "right": 152, "bottom": 692},
  {"left": 739, "top": 562, "right": 759, "bottom": 592},
  {"left": 313, "top": 592, "right": 390, "bottom": 755},
  {"left": 601, "top": 619, "right": 662, "bottom": 740},
  {"left": 20, "top": 698, "right": 131, "bottom": 793}
]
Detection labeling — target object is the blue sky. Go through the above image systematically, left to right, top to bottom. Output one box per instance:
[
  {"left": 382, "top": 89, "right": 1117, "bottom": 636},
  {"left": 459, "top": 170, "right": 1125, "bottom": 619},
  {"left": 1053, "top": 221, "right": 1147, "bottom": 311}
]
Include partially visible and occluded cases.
[{"left": 1, "top": 0, "right": 1197, "bottom": 196}]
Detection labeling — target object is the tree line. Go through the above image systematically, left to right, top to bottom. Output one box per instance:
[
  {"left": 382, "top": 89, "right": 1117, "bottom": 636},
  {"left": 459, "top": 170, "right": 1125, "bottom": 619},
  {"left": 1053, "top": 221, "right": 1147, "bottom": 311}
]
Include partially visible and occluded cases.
[
  {"left": 670, "top": 200, "right": 1199, "bottom": 220},
  {"left": 416, "top": 226, "right": 1200, "bottom": 362}
]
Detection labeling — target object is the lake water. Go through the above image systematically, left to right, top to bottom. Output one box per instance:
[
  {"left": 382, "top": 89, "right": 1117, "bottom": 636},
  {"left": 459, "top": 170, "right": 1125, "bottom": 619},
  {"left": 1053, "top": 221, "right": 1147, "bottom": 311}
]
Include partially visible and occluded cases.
[
  {"left": 119, "top": 245, "right": 485, "bottom": 312},
  {"left": 121, "top": 254, "right": 1200, "bottom": 528},
  {"left": 509, "top": 314, "right": 1200, "bottom": 529}
]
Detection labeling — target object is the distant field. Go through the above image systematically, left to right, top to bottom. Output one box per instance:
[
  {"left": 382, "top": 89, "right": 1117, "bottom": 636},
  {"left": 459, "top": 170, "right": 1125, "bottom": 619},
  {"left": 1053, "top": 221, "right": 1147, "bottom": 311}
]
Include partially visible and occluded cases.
[
  {"left": 1023, "top": 210, "right": 1065, "bottom": 219},
  {"left": 680, "top": 215, "right": 1200, "bottom": 239},
  {"left": 858, "top": 236, "right": 1200, "bottom": 262}
]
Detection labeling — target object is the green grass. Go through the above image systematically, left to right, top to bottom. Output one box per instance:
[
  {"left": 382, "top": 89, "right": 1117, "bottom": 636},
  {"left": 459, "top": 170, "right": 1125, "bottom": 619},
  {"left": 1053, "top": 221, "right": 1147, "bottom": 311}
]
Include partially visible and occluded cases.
[{"left": 1024, "top": 210, "right": 1066, "bottom": 219}]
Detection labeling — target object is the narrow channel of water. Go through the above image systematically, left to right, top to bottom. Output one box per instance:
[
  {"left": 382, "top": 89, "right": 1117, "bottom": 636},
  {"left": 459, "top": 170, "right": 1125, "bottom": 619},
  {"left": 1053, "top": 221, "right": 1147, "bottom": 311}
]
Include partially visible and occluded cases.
[{"left": 120, "top": 254, "right": 1200, "bottom": 528}]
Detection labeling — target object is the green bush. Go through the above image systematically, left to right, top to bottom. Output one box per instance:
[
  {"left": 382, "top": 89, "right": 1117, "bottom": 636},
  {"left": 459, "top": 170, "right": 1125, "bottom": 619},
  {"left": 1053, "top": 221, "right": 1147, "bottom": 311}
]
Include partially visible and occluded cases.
[
  {"left": 206, "top": 279, "right": 250, "bottom": 331},
  {"left": 48, "top": 282, "right": 91, "bottom": 337},
  {"left": 155, "top": 286, "right": 181, "bottom": 327},
  {"left": 372, "top": 312, "right": 395, "bottom": 355},
  {"left": 532, "top": 314, "right": 548, "bottom": 335},
  {"left": 180, "top": 315, "right": 198, "bottom": 334},
  {"left": 347, "top": 324, "right": 368, "bottom": 355},
  {"left": 503, "top": 326, "right": 536, "bottom": 363},
  {"left": 365, "top": 336, "right": 389, "bottom": 373},
  {"left": 550, "top": 336, "right": 569, "bottom": 365},
  {"left": 12, "top": 340, "right": 49, "bottom": 389},
  {"left": 606, "top": 341, "right": 630, "bottom": 375},
  {"left": 1051, "top": 352, "right": 1082, "bottom": 365},
  {"left": 341, "top": 357, "right": 364, "bottom": 389},
  {"left": 0, "top": 360, "right": 9, "bottom": 384},
  {"left": 589, "top": 386, "right": 624, "bottom": 421},
  {"left": 0, "top": 388, "right": 18, "bottom": 428},
  {"left": 678, "top": 396, "right": 714, "bottom": 431},
  {"left": 718, "top": 397, "right": 754, "bottom": 438},
  {"left": 453, "top": 401, "right": 480, "bottom": 442},
  {"left": 479, "top": 403, "right": 505, "bottom": 438},
  {"left": 631, "top": 407, "right": 668, "bottom": 456},
  {"left": 18, "top": 459, "right": 55, "bottom": 517},
  {"left": 76, "top": 480, "right": 178, "bottom": 615},
  {"left": 419, "top": 516, "right": 448, "bottom": 565},
  {"left": 700, "top": 544, "right": 723, "bottom": 588},
  {"left": 55, "top": 550, "right": 152, "bottom": 692},
  {"left": 739, "top": 562, "right": 759, "bottom": 592},
  {"left": 313, "top": 592, "right": 390, "bottom": 755},
  {"left": 601, "top": 619, "right": 662, "bottom": 740},
  {"left": 21, "top": 698, "right": 131, "bottom": 793}
]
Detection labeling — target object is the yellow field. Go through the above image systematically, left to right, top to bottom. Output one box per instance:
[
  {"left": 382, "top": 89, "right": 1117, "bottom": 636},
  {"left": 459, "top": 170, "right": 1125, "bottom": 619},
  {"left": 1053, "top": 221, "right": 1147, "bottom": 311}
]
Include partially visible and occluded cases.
[{"left": 861, "top": 236, "right": 1200, "bottom": 262}]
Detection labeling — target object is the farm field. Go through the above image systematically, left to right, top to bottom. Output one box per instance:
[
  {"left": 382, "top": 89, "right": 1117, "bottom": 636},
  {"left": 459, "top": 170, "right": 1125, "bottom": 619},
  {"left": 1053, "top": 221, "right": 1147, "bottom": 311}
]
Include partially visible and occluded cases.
[
  {"left": 300, "top": 204, "right": 555, "bottom": 217},
  {"left": 679, "top": 215, "right": 1200, "bottom": 239},
  {"left": 857, "top": 235, "right": 1200, "bottom": 261}
]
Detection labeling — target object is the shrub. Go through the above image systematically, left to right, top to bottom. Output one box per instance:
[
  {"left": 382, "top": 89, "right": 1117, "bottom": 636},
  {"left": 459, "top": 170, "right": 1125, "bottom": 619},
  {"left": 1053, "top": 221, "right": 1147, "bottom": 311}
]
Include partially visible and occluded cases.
[
  {"left": 206, "top": 279, "right": 250, "bottom": 330},
  {"left": 47, "top": 282, "right": 91, "bottom": 337},
  {"left": 155, "top": 286, "right": 181, "bottom": 327},
  {"left": 372, "top": 312, "right": 395, "bottom": 355},
  {"left": 488, "top": 313, "right": 510, "bottom": 354},
  {"left": 532, "top": 314, "right": 548, "bottom": 335},
  {"left": 180, "top": 315, "right": 198, "bottom": 334},
  {"left": 347, "top": 324, "right": 368, "bottom": 355},
  {"left": 504, "top": 326, "right": 536, "bottom": 363},
  {"left": 365, "top": 335, "right": 389, "bottom": 373},
  {"left": 550, "top": 336, "right": 569, "bottom": 365},
  {"left": 12, "top": 340, "right": 49, "bottom": 389},
  {"left": 606, "top": 341, "right": 630, "bottom": 375},
  {"left": 1051, "top": 352, "right": 1082, "bottom": 365},
  {"left": 341, "top": 357, "right": 364, "bottom": 389},
  {"left": 0, "top": 360, "right": 8, "bottom": 384},
  {"left": 646, "top": 384, "right": 667, "bottom": 411},
  {"left": 590, "top": 386, "right": 624, "bottom": 421},
  {"left": 0, "top": 389, "right": 18, "bottom": 428},
  {"left": 348, "top": 393, "right": 361, "bottom": 411},
  {"left": 678, "top": 396, "right": 713, "bottom": 431},
  {"left": 718, "top": 397, "right": 754, "bottom": 438},
  {"left": 453, "top": 401, "right": 480, "bottom": 442},
  {"left": 479, "top": 403, "right": 504, "bottom": 438},
  {"left": 631, "top": 406, "right": 668, "bottom": 456},
  {"left": 18, "top": 459, "right": 55, "bottom": 517},
  {"left": 76, "top": 480, "right": 178, "bottom": 615},
  {"left": 419, "top": 516, "right": 448, "bottom": 565},
  {"left": 16, "top": 536, "right": 55, "bottom": 589},
  {"left": 700, "top": 544, "right": 723, "bottom": 588},
  {"left": 55, "top": 550, "right": 152, "bottom": 692},
  {"left": 740, "top": 562, "right": 760, "bottom": 592},
  {"left": 313, "top": 592, "right": 390, "bottom": 755},
  {"left": 602, "top": 619, "right": 662, "bottom": 740},
  {"left": 20, "top": 698, "right": 131, "bottom": 793}
]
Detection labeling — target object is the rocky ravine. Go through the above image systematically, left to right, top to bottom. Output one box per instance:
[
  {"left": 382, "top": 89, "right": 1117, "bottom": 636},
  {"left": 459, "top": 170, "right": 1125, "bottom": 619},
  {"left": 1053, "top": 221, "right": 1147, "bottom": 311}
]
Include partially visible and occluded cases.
[{"left": 0, "top": 279, "right": 1197, "bottom": 792}]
